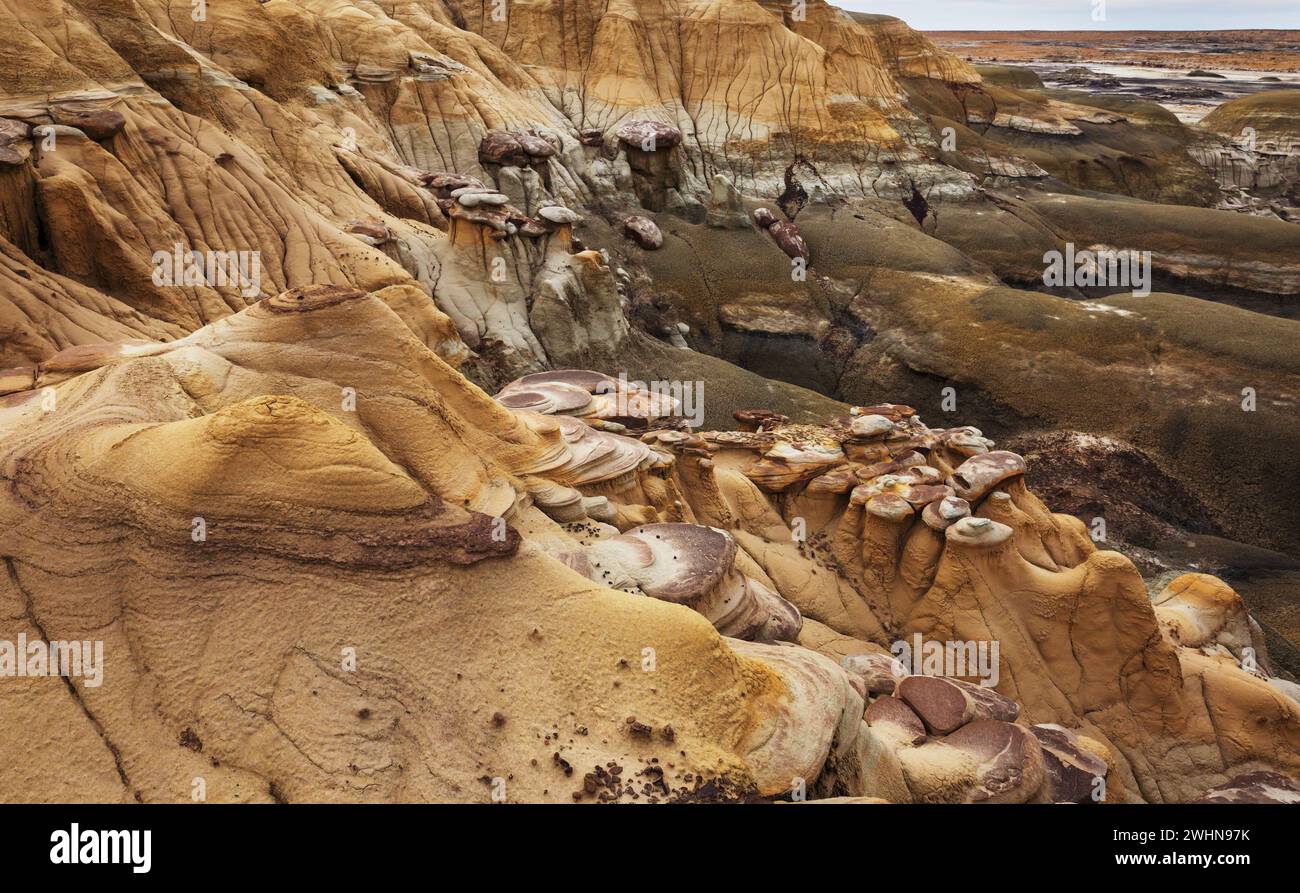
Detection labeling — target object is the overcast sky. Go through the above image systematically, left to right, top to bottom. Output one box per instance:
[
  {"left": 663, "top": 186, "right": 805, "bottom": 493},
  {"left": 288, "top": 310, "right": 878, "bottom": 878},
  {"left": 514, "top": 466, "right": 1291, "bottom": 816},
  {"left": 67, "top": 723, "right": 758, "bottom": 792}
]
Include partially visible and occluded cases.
[{"left": 835, "top": 0, "right": 1300, "bottom": 30}]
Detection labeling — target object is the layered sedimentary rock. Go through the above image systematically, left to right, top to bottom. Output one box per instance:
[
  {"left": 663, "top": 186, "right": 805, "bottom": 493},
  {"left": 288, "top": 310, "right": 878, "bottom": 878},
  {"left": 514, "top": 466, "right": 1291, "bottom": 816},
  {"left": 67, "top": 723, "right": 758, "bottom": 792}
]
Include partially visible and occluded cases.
[
  {"left": 0, "top": 0, "right": 1297, "bottom": 806},
  {"left": 456, "top": 1, "right": 976, "bottom": 196},
  {"left": 1195, "top": 91, "right": 1300, "bottom": 221},
  {"left": 5, "top": 277, "right": 1296, "bottom": 802},
  {"left": 0, "top": 289, "right": 867, "bottom": 803}
]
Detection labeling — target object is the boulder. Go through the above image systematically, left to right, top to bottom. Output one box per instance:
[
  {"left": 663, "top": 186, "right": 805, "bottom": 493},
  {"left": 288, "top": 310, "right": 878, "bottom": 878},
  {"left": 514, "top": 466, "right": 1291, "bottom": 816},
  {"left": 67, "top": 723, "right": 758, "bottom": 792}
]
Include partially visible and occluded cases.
[
  {"left": 537, "top": 205, "right": 580, "bottom": 225},
  {"left": 622, "top": 215, "right": 663, "bottom": 250},
  {"left": 767, "top": 220, "right": 811, "bottom": 262},
  {"left": 850, "top": 414, "right": 896, "bottom": 439},
  {"left": 948, "top": 450, "right": 1027, "bottom": 501},
  {"left": 898, "top": 675, "right": 1019, "bottom": 735},
  {"left": 865, "top": 696, "right": 927, "bottom": 745},
  {"left": 942, "top": 720, "right": 1046, "bottom": 803},
  {"left": 1030, "top": 724, "right": 1108, "bottom": 803}
]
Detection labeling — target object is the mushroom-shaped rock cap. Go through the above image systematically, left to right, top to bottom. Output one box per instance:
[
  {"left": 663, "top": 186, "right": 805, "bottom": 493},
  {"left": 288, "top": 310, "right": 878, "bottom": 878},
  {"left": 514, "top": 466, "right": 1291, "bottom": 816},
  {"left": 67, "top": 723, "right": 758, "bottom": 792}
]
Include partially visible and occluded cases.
[
  {"left": 50, "top": 104, "right": 125, "bottom": 141},
  {"left": 615, "top": 120, "right": 683, "bottom": 151},
  {"left": 478, "top": 130, "right": 555, "bottom": 166},
  {"left": 516, "top": 133, "right": 556, "bottom": 157},
  {"left": 421, "top": 172, "right": 484, "bottom": 195},
  {"left": 457, "top": 191, "right": 509, "bottom": 207},
  {"left": 446, "top": 199, "right": 519, "bottom": 235},
  {"left": 538, "top": 205, "right": 580, "bottom": 225},
  {"left": 622, "top": 215, "right": 663, "bottom": 250},
  {"left": 263, "top": 284, "right": 367, "bottom": 313},
  {"left": 510, "top": 369, "right": 618, "bottom": 395},
  {"left": 499, "top": 370, "right": 686, "bottom": 426},
  {"left": 496, "top": 381, "right": 593, "bottom": 415},
  {"left": 546, "top": 415, "right": 659, "bottom": 482},
  {"left": 943, "top": 427, "right": 996, "bottom": 457},
  {"left": 642, "top": 429, "right": 693, "bottom": 446},
  {"left": 948, "top": 450, "right": 1027, "bottom": 501},
  {"left": 806, "top": 465, "right": 861, "bottom": 495},
  {"left": 904, "top": 465, "right": 945, "bottom": 486},
  {"left": 899, "top": 483, "right": 953, "bottom": 508},
  {"left": 866, "top": 492, "right": 914, "bottom": 521},
  {"left": 922, "top": 495, "right": 971, "bottom": 530},
  {"left": 945, "top": 516, "right": 1013, "bottom": 547},
  {"left": 588, "top": 523, "right": 735, "bottom": 604},
  {"left": 898, "top": 675, "right": 1019, "bottom": 735},
  {"left": 1030, "top": 724, "right": 1109, "bottom": 804},
  {"left": 1193, "top": 771, "right": 1300, "bottom": 804}
]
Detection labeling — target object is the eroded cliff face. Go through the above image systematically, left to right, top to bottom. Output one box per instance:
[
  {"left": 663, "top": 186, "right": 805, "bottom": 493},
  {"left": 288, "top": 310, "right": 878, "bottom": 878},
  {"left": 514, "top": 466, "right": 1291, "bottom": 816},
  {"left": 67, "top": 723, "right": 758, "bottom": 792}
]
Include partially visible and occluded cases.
[
  {"left": 0, "top": 1, "right": 1298, "bottom": 804},
  {"left": 0, "top": 1, "right": 947, "bottom": 366},
  {"left": 453, "top": 1, "right": 976, "bottom": 191},
  {"left": 1195, "top": 91, "right": 1300, "bottom": 221},
  {"left": 3, "top": 288, "right": 1297, "bottom": 803}
]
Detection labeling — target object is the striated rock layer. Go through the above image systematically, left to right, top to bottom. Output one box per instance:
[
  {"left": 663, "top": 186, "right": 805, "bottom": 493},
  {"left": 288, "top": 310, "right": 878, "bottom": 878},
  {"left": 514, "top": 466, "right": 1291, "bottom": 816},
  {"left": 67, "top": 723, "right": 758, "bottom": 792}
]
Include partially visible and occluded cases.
[
  {"left": 0, "top": 1, "right": 1296, "bottom": 805},
  {"left": 1, "top": 290, "right": 1296, "bottom": 803}
]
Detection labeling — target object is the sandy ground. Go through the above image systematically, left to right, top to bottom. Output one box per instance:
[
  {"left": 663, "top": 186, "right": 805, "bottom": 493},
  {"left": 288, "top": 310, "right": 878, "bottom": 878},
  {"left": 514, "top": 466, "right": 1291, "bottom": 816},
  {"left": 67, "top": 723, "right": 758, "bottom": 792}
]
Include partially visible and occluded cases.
[{"left": 930, "top": 30, "right": 1300, "bottom": 73}]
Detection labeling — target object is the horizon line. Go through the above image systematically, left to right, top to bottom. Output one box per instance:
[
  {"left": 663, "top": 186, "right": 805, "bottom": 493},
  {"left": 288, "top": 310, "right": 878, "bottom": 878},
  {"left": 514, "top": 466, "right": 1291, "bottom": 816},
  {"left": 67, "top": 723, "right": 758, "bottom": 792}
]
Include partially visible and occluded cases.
[{"left": 921, "top": 27, "right": 1300, "bottom": 33}]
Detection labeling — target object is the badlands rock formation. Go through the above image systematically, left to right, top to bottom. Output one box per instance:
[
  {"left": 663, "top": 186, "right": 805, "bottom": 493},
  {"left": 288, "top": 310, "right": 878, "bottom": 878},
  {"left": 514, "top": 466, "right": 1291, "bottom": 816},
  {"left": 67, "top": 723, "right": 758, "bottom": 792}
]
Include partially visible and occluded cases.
[
  {"left": 0, "top": 1, "right": 1297, "bottom": 803},
  {"left": 1197, "top": 91, "right": 1300, "bottom": 221}
]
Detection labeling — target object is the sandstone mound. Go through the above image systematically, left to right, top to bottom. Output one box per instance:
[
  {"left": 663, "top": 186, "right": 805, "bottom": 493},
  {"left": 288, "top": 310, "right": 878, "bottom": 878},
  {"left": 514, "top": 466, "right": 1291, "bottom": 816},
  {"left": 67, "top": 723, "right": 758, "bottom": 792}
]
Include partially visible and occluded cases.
[
  {"left": 4, "top": 287, "right": 1296, "bottom": 803},
  {"left": 0, "top": 288, "right": 869, "bottom": 802}
]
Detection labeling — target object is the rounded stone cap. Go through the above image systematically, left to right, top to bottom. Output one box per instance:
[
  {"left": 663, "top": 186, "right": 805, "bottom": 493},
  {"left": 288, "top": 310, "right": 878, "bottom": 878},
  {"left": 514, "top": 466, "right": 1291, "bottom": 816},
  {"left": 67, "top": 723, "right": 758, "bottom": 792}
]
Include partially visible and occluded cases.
[{"left": 945, "top": 516, "right": 1013, "bottom": 546}]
